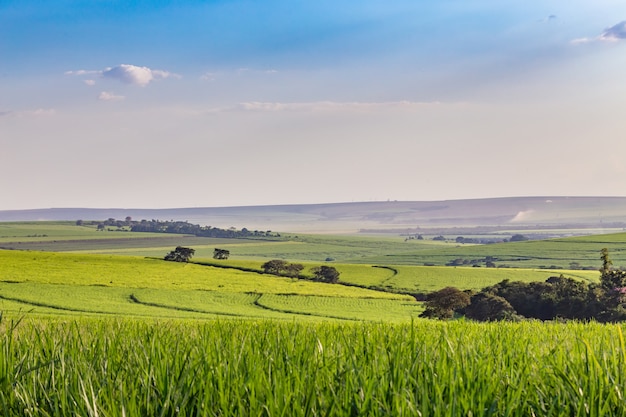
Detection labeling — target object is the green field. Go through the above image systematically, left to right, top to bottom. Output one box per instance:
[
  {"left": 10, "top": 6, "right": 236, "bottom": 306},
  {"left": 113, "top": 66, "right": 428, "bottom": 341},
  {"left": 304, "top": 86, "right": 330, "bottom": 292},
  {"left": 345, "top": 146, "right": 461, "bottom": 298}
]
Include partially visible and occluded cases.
[
  {"left": 1, "top": 220, "right": 626, "bottom": 415},
  {"left": 0, "top": 221, "right": 612, "bottom": 321},
  {"left": 3, "top": 221, "right": 625, "bottom": 270},
  {"left": 362, "top": 233, "right": 626, "bottom": 269},
  {"left": 0, "top": 250, "right": 422, "bottom": 322},
  {"left": 3, "top": 318, "right": 626, "bottom": 416}
]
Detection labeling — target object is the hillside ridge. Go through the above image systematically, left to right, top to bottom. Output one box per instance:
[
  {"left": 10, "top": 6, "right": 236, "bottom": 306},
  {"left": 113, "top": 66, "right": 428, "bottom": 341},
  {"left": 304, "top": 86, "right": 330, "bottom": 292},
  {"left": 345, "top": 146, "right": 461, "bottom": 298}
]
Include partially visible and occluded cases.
[{"left": 2, "top": 196, "right": 626, "bottom": 233}]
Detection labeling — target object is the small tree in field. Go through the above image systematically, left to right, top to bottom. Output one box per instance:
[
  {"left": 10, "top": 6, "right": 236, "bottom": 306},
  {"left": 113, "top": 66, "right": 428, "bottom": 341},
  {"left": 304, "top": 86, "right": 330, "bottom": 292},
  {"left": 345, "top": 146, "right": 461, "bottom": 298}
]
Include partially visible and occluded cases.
[
  {"left": 164, "top": 246, "right": 195, "bottom": 262},
  {"left": 213, "top": 248, "right": 230, "bottom": 260},
  {"left": 262, "top": 260, "right": 289, "bottom": 275},
  {"left": 284, "top": 263, "right": 304, "bottom": 278},
  {"left": 311, "top": 266, "right": 340, "bottom": 283}
]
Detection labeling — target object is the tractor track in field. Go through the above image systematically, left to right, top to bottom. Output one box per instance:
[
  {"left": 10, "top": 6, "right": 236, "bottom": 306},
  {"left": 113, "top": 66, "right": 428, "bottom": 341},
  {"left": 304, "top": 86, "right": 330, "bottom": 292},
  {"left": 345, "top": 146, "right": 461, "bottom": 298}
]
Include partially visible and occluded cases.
[
  {"left": 0, "top": 294, "right": 114, "bottom": 315},
  {"left": 128, "top": 294, "right": 248, "bottom": 317},
  {"left": 251, "top": 294, "right": 360, "bottom": 321}
]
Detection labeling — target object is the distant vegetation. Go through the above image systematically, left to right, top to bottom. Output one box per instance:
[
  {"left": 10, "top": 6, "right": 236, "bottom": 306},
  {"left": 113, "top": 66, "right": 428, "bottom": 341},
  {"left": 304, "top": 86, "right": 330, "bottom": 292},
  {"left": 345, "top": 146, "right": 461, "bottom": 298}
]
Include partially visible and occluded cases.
[
  {"left": 88, "top": 218, "right": 280, "bottom": 239},
  {"left": 164, "top": 246, "right": 195, "bottom": 262}
]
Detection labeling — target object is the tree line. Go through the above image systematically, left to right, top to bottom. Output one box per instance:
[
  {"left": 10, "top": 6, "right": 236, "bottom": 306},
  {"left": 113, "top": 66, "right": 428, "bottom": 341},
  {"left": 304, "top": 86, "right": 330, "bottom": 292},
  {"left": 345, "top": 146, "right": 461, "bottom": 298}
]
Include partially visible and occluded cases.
[
  {"left": 81, "top": 218, "right": 280, "bottom": 239},
  {"left": 162, "top": 248, "right": 340, "bottom": 284},
  {"left": 421, "top": 248, "right": 626, "bottom": 322},
  {"left": 259, "top": 260, "right": 340, "bottom": 283}
]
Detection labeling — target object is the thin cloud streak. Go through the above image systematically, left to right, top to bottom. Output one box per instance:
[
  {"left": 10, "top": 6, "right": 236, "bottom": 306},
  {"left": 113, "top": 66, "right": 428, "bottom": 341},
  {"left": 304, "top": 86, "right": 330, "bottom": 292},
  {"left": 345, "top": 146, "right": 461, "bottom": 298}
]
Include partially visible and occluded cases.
[
  {"left": 98, "top": 91, "right": 125, "bottom": 101},
  {"left": 206, "top": 100, "right": 448, "bottom": 113},
  {"left": 1, "top": 109, "right": 56, "bottom": 117}
]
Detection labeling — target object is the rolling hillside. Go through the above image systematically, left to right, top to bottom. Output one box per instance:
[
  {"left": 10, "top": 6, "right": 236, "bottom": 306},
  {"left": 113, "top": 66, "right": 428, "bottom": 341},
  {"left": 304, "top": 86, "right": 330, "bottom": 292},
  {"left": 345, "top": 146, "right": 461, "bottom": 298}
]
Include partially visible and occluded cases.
[{"left": 1, "top": 196, "right": 626, "bottom": 233}]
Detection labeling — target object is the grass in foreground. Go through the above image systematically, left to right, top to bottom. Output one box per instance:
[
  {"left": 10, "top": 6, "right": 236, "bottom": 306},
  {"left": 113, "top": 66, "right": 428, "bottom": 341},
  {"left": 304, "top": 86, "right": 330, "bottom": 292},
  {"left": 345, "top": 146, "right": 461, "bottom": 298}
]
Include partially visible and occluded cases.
[{"left": 3, "top": 317, "right": 626, "bottom": 416}]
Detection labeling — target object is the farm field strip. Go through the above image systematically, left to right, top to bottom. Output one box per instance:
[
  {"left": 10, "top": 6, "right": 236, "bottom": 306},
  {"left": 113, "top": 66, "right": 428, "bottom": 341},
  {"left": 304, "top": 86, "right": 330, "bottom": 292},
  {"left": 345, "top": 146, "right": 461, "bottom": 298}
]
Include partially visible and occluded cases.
[
  {"left": 4, "top": 222, "right": 626, "bottom": 269},
  {"left": 364, "top": 233, "right": 626, "bottom": 268},
  {"left": 0, "top": 250, "right": 406, "bottom": 299},
  {"left": 382, "top": 265, "right": 599, "bottom": 292},
  {"left": 0, "top": 281, "right": 422, "bottom": 322},
  {"left": 0, "top": 282, "right": 219, "bottom": 319},
  {"left": 255, "top": 293, "right": 424, "bottom": 322}
]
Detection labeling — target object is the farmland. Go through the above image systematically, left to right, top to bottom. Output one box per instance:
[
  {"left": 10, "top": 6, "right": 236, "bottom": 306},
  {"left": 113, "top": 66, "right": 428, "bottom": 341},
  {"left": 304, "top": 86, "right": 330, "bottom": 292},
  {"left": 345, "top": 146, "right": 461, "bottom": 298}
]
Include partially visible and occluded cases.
[
  {"left": 1, "top": 219, "right": 625, "bottom": 415},
  {"left": 0, "top": 221, "right": 614, "bottom": 319},
  {"left": 3, "top": 221, "right": 626, "bottom": 268}
]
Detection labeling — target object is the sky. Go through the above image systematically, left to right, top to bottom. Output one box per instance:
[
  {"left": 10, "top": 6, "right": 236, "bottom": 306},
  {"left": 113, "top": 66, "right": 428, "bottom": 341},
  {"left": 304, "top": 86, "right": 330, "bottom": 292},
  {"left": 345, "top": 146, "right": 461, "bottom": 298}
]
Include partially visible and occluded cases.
[{"left": 1, "top": 0, "right": 626, "bottom": 210}]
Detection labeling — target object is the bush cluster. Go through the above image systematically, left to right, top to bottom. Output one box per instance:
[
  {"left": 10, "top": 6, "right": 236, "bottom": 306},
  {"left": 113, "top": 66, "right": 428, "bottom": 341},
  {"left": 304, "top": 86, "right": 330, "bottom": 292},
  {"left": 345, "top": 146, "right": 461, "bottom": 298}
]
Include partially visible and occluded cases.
[{"left": 421, "top": 249, "right": 626, "bottom": 322}]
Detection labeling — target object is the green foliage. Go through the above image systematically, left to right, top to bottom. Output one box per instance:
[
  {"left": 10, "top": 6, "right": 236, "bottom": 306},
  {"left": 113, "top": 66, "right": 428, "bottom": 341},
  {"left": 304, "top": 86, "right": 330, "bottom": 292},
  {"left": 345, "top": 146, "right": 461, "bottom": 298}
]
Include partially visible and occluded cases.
[
  {"left": 129, "top": 219, "right": 279, "bottom": 238},
  {"left": 164, "top": 246, "right": 195, "bottom": 262},
  {"left": 599, "top": 247, "right": 626, "bottom": 292},
  {"left": 213, "top": 248, "right": 230, "bottom": 260},
  {"left": 433, "top": 252, "right": 626, "bottom": 323},
  {"left": 310, "top": 265, "right": 340, "bottom": 284},
  {"left": 420, "top": 287, "right": 470, "bottom": 319},
  {"left": 464, "top": 292, "right": 517, "bottom": 321}
]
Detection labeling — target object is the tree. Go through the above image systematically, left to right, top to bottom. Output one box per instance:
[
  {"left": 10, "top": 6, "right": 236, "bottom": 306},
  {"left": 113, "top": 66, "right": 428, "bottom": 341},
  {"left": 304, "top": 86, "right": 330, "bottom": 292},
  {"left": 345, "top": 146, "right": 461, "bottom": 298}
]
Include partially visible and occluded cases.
[
  {"left": 164, "top": 246, "right": 195, "bottom": 262},
  {"left": 213, "top": 248, "right": 230, "bottom": 260},
  {"left": 598, "top": 248, "right": 626, "bottom": 314},
  {"left": 599, "top": 248, "right": 626, "bottom": 290},
  {"left": 262, "top": 259, "right": 289, "bottom": 275},
  {"left": 284, "top": 263, "right": 304, "bottom": 278},
  {"left": 311, "top": 266, "right": 340, "bottom": 283},
  {"left": 419, "top": 287, "right": 470, "bottom": 320},
  {"left": 464, "top": 293, "right": 516, "bottom": 321}
]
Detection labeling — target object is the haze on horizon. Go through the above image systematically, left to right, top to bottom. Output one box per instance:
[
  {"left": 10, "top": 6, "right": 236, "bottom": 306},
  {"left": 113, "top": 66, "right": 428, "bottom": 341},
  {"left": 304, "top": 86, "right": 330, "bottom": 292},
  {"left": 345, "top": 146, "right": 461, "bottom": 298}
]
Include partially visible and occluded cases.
[{"left": 2, "top": 1, "right": 626, "bottom": 211}]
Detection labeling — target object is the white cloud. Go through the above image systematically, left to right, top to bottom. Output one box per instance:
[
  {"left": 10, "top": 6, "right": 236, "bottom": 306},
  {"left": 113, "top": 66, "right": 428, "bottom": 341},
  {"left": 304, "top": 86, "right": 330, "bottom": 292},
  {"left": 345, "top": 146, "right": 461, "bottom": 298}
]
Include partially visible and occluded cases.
[
  {"left": 571, "top": 20, "right": 626, "bottom": 44},
  {"left": 599, "top": 21, "right": 626, "bottom": 41},
  {"left": 570, "top": 37, "right": 591, "bottom": 45},
  {"left": 66, "top": 64, "right": 179, "bottom": 86},
  {"left": 102, "top": 64, "right": 178, "bottom": 86},
  {"left": 64, "top": 69, "right": 100, "bottom": 76},
  {"left": 84, "top": 79, "right": 96, "bottom": 86},
  {"left": 98, "top": 91, "right": 125, "bottom": 101},
  {"left": 232, "top": 100, "right": 442, "bottom": 112},
  {"left": 0, "top": 108, "right": 55, "bottom": 118}
]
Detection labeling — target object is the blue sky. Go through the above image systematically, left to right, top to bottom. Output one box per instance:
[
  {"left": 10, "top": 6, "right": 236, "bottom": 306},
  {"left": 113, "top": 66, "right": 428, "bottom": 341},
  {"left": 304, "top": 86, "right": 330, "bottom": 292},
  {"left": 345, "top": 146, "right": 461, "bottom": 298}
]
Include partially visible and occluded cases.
[{"left": 1, "top": 0, "right": 626, "bottom": 210}]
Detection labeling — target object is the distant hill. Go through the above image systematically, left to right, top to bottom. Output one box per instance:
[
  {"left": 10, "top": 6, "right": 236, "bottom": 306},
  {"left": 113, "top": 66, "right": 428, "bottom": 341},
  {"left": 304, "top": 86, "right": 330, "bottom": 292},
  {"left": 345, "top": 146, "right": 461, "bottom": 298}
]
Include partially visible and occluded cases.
[{"left": 2, "top": 197, "right": 626, "bottom": 234}]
